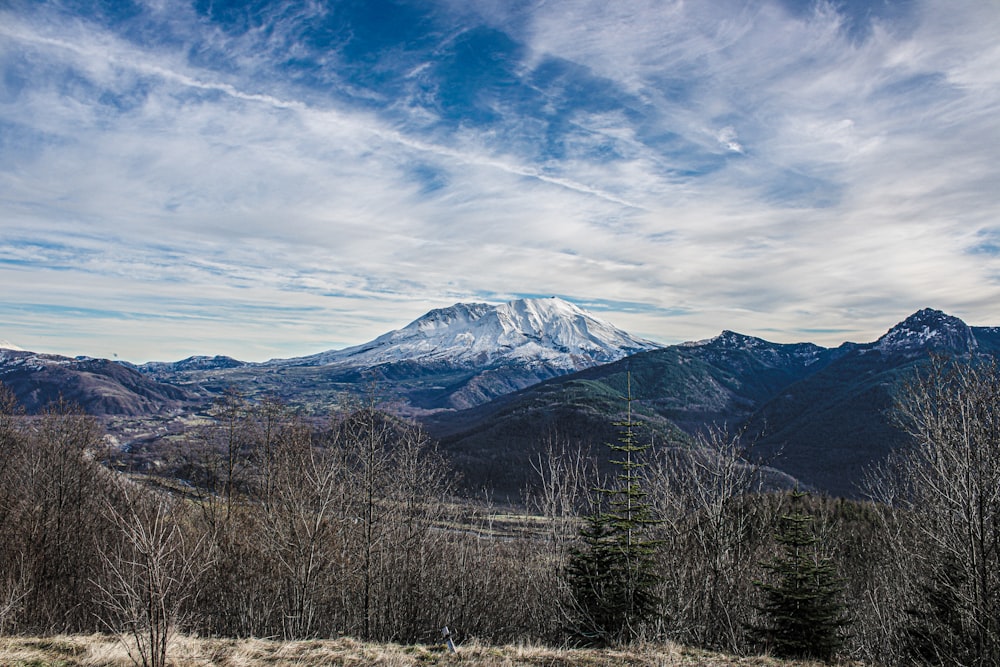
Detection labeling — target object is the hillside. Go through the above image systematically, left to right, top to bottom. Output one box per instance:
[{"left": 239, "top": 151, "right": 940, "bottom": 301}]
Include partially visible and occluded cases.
[
  {"left": 428, "top": 308, "right": 1000, "bottom": 498},
  {"left": 747, "top": 309, "right": 1000, "bottom": 496},
  {"left": 425, "top": 331, "right": 844, "bottom": 495},
  {"left": 0, "top": 348, "right": 197, "bottom": 416}
]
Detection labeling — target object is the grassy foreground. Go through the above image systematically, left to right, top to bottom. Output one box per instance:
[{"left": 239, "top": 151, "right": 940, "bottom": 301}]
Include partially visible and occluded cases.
[{"left": 0, "top": 634, "right": 857, "bottom": 666}]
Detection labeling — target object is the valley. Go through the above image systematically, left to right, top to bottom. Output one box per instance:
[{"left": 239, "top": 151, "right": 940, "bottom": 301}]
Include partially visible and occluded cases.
[{"left": 4, "top": 299, "right": 996, "bottom": 498}]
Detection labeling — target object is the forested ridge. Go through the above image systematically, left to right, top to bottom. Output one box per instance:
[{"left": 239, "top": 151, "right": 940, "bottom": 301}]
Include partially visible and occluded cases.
[{"left": 0, "top": 355, "right": 997, "bottom": 666}]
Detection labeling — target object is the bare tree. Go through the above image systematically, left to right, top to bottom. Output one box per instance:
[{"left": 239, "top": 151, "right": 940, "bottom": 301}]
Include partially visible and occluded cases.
[
  {"left": 881, "top": 355, "right": 1000, "bottom": 666},
  {"left": 0, "top": 382, "right": 21, "bottom": 480},
  {"left": 0, "top": 384, "right": 29, "bottom": 632},
  {"left": 209, "top": 387, "right": 253, "bottom": 521},
  {"left": 15, "top": 398, "right": 111, "bottom": 632},
  {"left": 336, "top": 399, "right": 405, "bottom": 640},
  {"left": 264, "top": 416, "right": 343, "bottom": 639},
  {"left": 375, "top": 421, "right": 453, "bottom": 641},
  {"left": 647, "top": 427, "right": 774, "bottom": 652},
  {"left": 529, "top": 432, "right": 596, "bottom": 550},
  {"left": 524, "top": 434, "right": 600, "bottom": 637},
  {"left": 96, "top": 478, "right": 209, "bottom": 667}
]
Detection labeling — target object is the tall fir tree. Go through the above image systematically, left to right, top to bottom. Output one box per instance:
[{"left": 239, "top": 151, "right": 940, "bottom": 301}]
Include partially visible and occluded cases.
[
  {"left": 565, "top": 372, "right": 661, "bottom": 645},
  {"left": 754, "top": 490, "right": 849, "bottom": 662}
]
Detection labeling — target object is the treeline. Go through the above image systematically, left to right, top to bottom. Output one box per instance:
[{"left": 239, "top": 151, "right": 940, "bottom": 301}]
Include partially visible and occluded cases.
[
  {"left": 0, "top": 355, "right": 997, "bottom": 666},
  {"left": 0, "top": 387, "right": 560, "bottom": 665}
]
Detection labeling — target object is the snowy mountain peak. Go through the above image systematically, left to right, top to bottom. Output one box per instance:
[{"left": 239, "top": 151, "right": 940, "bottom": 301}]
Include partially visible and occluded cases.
[
  {"left": 289, "top": 297, "right": 661, "bottom": 370},
  {"left": 410, "top": 302, "right": 495, "bottom": 333},
  {"left": 875, "top": 308, "right": 976, "bottom": 353},
  {"left": 682, "top": 329, "right": 830, "bottom": 371},
  {"left": 707, "top": 330, "right": 766, "bottom": 349},
  {"left": 0, "top": 339, "right": 24, "bottom": 351},
  {"left": 140, "top": 355, "right": 247, "bottom": 373}
]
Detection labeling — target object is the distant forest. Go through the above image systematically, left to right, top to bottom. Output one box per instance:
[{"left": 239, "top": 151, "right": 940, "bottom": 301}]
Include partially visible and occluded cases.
[{"left": 0, "top": 355, "right": 997, "bottom": 666}]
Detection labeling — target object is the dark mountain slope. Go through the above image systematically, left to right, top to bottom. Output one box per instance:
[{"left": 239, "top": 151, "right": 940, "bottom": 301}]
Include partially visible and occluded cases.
[
  {"left": 427, "top": 308, "right": 1000, "bottom": 499},
  {"left": 747, "top": 309, "right": 1000, "bottom": 497},
  {"left": 425, "top": 332, "right": 844, "bottom": 496},
  {"left": 746, "top": 349, "right": 917, "bottom": 497},
  {"left": 0, "top": 350, "right": 197, "bottom": 415}
]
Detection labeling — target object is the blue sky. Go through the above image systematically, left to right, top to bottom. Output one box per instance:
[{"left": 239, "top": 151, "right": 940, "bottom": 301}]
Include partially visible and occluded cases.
[{"left": 2, "top": 0, "right": 999, "bottom": 362}]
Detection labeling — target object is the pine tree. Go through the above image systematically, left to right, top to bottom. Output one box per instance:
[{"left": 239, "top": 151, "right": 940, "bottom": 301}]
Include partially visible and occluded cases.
[
  {"left": 565, "top": 372, "right": 661, "bottom": 645},
  {"left": 754, "top": 490, "right": 849, "bottom": 662}
]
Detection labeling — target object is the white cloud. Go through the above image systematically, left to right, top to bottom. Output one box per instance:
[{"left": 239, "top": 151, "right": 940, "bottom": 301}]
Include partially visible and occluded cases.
[
  {"left": 1, "top": 0, "right": 999, "bottom": 360},
  {"left": 515, "top": 0, "right": 1000, "bottom": 330},
  {"left": 715, "top": 126, "right": 744, "bottom": 154}
]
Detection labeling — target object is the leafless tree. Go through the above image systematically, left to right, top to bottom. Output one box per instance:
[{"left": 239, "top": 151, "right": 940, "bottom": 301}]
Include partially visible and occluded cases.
[
  {"left": 875, "top": 355, "right": 1000, "bottom": 665},
  {"left": 0, "top": 384, "right": 29, "bottom": 632},
  {"left": 13, "top": 398, "right": 112, "bottom": 631},
  {"left": 263, "top": 416, "right": 343, "bottom": 639},
  {"left": 375, "top": 421, "right": 453, "bottom": 641},
  {"left": 647, "top": 427, "right": 775, "bottom": 652},
  {"left": 529, "top": 432, "right": 596, "bottom": 549},
  {"left": 96, "top": 477, "right": 210, "bottom": 667}
]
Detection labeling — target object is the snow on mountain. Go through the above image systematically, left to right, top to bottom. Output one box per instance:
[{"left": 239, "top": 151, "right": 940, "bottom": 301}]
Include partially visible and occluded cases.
[
  {"left": 282, "top": 297, "right": 661, "bottom": 370},
  {"left": 873, "top": 308, "right": 977, "bottom": 354},
  {"left": 684, "top": 330, "right": 834, "bottom": 369},
  {"left": 671, "top": 332, "right": 844, "bottom": 408},
  {"left": 0, "top": 340, "right": 24, "bottom": 351},
  {"left": 0, "top": 347, "right": 196, "bottom": 415},
  {"left": 140, "top": 355, "right": 248, "bottom": 373}
]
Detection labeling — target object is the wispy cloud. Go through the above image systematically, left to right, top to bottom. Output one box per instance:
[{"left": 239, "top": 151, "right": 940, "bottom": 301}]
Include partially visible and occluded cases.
[{"left": 1, "top": 0, "right": 999, "bottom": 360}]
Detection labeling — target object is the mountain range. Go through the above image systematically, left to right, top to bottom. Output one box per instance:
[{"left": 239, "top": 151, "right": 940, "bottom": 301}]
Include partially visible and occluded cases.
[
  {"left": 135, "top": 297, "right": 658, "bottom": 414},
  {"left": 2, "top": 300, "right": 995, "bottom": 498},
  {"left": 427, "top": 307, "right": 1000, "bottom": 497}
]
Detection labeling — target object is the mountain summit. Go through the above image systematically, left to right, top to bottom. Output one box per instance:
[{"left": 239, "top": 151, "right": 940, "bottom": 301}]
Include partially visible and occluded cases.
[
  {"left": 136, "top": 297, "right": 661, "bottom": 415},
  {"left": 262, "top": 297, "right": 661, "bottom": 412},
  {"left": 289, "top": 297, "right": 660, "bottom": 370},
  {"left": 874, "top": 307, "right": 977, "bottom": 354}
]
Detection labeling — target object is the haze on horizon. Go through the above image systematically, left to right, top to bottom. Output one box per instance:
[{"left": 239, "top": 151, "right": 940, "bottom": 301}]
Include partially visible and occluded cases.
[{"left": 2, "top": 0, "right": 999, "bottom": 363}]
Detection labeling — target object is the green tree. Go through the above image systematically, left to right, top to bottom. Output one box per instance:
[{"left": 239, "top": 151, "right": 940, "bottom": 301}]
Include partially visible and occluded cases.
[
  {"left": 565, "top": 373, "right": 661, "bottom": 645},
  {"left": 754, "top": 490, "right": 848, "bottom": 661}
]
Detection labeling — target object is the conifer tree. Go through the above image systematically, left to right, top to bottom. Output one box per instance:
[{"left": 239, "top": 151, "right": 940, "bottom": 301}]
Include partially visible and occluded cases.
[
  {"left": 565, "top": 372, "right": 661, "bottom": 645},
  {"left": 754, "top": 490, "right": 848, "bottom": 662}
]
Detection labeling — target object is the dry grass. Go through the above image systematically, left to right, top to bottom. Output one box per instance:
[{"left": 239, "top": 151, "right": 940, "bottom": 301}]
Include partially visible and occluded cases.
[{"left": 0, "top": 634, "right": 858, "bottom": 667}]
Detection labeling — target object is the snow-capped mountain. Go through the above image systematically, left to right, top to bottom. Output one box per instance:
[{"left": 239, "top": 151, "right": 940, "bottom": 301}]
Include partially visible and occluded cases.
[
  {"left": 131, "top": 297, "right": 661, "bottom": 415},
  {"left": 283, "top": 297, "right": 661, "bottom": 371},
  {"left": 874, "top": 308, "right": 978, "bottom": 354},
  {"left": 0, "top": 339, "right": 24, "bottom": 351},
  {"left": 140, "top": 355, "right": 247, "bottom": 373}
]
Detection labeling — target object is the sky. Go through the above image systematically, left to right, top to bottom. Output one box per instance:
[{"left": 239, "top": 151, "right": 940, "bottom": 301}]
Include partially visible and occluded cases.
[{"left": 2, "top": 0, "right": 999, "bottom": 362}]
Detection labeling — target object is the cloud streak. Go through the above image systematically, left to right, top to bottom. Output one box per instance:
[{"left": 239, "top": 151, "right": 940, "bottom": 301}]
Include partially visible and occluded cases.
[{"left": 1, "top": 0, "right": 999, "bottom": 361}]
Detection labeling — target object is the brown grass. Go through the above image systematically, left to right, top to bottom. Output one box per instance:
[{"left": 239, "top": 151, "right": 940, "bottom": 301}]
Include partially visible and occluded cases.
[{"left": 0, "top": 634, "right": 859, "bottom": 667}]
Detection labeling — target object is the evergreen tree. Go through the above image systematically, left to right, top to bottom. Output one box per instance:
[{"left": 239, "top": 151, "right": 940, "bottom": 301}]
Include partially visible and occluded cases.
[
  {"left": 565, "top": 373, "right": 661, "bottom": 645},
  {"left": 754, "top": 490, "right": 849, "bottom": 662}
]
